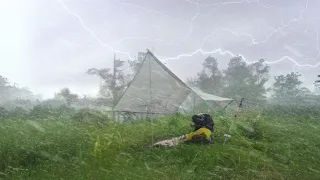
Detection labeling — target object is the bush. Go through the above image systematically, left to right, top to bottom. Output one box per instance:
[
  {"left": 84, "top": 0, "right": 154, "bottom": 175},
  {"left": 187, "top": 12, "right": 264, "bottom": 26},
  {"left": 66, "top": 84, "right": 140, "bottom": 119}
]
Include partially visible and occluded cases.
[
  {"left": 28, "top": 105, "right": 57, "bottom": 119},
  {"left": 28, "top": 105, "right": 77, "bottom": 120},
  {"left": 0, "top": 107, "right": 9, "bottom": 119},
  {"left": 8, "top": 107, "right": 28, "bottom": 120},
  {"left": 71, "top": 108, "right": 110, "bottom": 124}
]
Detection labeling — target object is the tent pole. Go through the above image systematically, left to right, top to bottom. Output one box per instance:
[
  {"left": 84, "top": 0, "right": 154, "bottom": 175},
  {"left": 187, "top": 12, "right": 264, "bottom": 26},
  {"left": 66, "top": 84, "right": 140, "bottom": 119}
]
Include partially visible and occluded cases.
[
  {"left": 147, "top": 50, "right": 154, "bottom": 145},
  {"left": 112, "top": 52, "right": 116, "bottom": 121},
  {"left": 193, "top": 92, "right": 196, "bottom": 113},
  {"left": 223, "top": 100, "right": 235, "bottom": 110},
  {"left": 117, "top": 112, "right": 120, "bottom": 122}
]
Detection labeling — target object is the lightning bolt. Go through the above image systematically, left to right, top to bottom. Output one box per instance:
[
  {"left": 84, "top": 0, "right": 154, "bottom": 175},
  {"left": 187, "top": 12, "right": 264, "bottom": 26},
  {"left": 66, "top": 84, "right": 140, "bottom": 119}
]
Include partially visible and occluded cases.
[
  {"left": 57, "top": 0, "right": 134, "bottom": 59},
  {"left": 58, "top": 0, "right": 319, "bottom": 69},
  {"left": 59, "top": 0, "right": 175, "bottom": 58},
  {"left": 115, "top": 0, "right": 276, "bottom": 44},
  {"left": 116, "top": 0, "right": 304, "bottom": 46},
  {"left": 117, "top": 0, "right": 273, "bottom": 41},
  {"left": 117, "top": 0, "right": 190, "bottom": 45},
  {"left": 163, "top": 0, "right": 319, "bottom": 68},
  {"left": 183, "top": 0, "right": 274, "bottom": 40},
  {"left": 185, "top": 0, "right": 200, "bottom": 39},
  {"left": 198, "top": 0, "right": 273, "bottom": 8},
  {"left": 200, "top": 0, "right": 309, "bottom": 46},
  {"left": 252, "top": 0, "right": 310, "bottom": 45},
  {"left": 118, "top": 1, "right": 175, "bottom": 19},
  {"left": 200, "top": 28, "right": 257, "bottom": 47},
  {"left": 292, "top": 29, "right": 320, "bottom": 71},
  {"left": 305, "top": 29, "right": 320, "bottom": 61},
  {"left": 115, "top": 37, "right": 163, "bottom": 45},
  {"left": 162, "top": 47, "right": 320, "bottom": 68},
  {"left": 161, "top": 48, "right": 239, "bottom": 62}
]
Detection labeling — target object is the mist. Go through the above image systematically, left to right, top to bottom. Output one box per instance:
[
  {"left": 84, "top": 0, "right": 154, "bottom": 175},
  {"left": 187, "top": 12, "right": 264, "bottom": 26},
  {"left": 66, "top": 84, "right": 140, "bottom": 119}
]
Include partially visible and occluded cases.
[{"left": 0, "top": 0, "right": 319, "bottom": 100}]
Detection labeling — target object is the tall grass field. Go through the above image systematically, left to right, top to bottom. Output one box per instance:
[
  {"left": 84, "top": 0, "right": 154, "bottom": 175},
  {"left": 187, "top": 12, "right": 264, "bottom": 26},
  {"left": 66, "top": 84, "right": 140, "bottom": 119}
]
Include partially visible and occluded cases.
[{"left": 1, "top": 110, "right": 320, "bottom": 180}]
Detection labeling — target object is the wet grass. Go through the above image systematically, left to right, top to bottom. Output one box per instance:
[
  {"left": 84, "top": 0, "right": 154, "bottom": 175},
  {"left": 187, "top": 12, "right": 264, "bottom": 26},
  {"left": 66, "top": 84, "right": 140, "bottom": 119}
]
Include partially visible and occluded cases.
[{"left": 1, "top": 112, "right": 320, "bottom": 180}]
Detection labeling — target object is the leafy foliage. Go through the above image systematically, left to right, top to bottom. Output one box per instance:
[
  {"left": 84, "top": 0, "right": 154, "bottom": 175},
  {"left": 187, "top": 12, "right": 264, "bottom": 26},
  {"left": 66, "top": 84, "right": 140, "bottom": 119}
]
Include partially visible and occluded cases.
[
  {"left": 128, "top": 52, "right": 147, "bottom": 75},
  {"left": 190, "top": 56, "right": 224, "bottom": 95},
  {"left": 191, "top": 56, "right": 270, "bottom": 105},
  {"left": 223, "top": 57, "right": 270, "bottom": 103},
  {"left": 87, "top": 58, "right": 128, "bottom": 107},
  {"left": 271, "top": 72, "right": 305, "bottom": 104},
  {"left": 0, "top": 75, "right": 36, "bottom": 103},
  {"left": 314, "top": 75, "right": 320, "bottom": 88},
  {"left": 56, "top": 88, "right": 79, "bottom": 106},
  {"left": 71, "top": 108, "right": 110, "bottom": 124}
]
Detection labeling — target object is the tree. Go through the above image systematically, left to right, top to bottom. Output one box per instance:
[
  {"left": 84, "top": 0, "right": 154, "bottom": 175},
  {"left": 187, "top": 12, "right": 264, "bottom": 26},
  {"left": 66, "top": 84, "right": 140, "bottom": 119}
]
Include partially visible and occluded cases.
[
  {"left": 128, "top": 52, "right": 147, "bottom": 74},
  {"left": 192, "top": 56, "right": 224, "bottom": 95},
  {"left": 223, "top": 56, "right": 252, "bottom": 100},
  {"left": 223, "top": 57, "right": 270, "bottom": 103},
  {"left": 87, "top": 58, "right": 127, "bottom": 107},
  {"left": 247, "top": 59, "right": 270, "bottom": 102},
  {"left": 87, "top": 68, "right": 113, "bottom": 99},
  {"left": 271, "top": 72, "right": 303, "bottom": 104},
  {"left": 0, "top": 75, "right": 9, "bottom": 101},
  {"left": 0, "top": 75, "right": 36, "bottom": 103},
  {"left": 0, "top": 75, "right": 9, "bottom": 86},
  {"left": 314, "top": 75, "right": 320, "bottom": 95},
  {"left": 8, "top": 86, "right": 34, "bottom": 99},
  {"left": 299, "top": 87, "right": 311, "bottom": 96},
  {"left": 56, "top": 88, "right": 79, "bottom": 106}
]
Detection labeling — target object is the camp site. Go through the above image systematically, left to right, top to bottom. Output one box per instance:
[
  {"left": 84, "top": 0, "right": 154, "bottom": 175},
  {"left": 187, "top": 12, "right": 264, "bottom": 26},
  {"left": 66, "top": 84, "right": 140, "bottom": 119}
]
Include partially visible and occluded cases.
[{"left": 1, "top": 1, "right": 320, "bottom": 179}]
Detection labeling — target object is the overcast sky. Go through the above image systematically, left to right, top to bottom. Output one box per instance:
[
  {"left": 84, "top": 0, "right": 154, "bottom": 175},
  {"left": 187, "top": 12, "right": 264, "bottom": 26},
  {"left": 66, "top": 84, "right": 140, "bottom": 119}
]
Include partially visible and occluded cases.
[{"left": 0, "top": 0, "right": 319, "bottom": 99}]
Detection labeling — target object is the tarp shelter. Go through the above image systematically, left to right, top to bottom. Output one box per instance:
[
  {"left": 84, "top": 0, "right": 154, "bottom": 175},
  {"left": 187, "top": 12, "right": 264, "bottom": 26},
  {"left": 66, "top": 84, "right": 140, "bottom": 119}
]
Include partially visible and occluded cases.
[
  {"left": 112, "top": 49, "right": 234, "bottom": 114},
  {"left": 179, "top": 87, "right": 234, "bottom": 113}
]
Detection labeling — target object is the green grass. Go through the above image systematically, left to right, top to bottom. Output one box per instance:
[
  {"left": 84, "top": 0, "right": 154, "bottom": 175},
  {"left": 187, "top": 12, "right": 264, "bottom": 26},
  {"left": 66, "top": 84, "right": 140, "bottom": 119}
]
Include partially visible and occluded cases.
[{"left": 1, "top": 112, "right": 320, "bottom": 180}]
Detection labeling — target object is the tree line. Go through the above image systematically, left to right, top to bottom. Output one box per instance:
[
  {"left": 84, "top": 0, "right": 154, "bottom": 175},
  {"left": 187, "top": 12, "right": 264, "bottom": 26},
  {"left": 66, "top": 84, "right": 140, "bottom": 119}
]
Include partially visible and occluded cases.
[
  {"left": 1, "top": 52, "right": 319, "bottom": 110},
  {"left": 87, "top": 53, "right": 320, "bottom": 107},
  {"left": 187, "top": 55, "right": 320, "bottom": 106},
  {"left": 0, "top": 75, "right": 37, "bottom": 104}
]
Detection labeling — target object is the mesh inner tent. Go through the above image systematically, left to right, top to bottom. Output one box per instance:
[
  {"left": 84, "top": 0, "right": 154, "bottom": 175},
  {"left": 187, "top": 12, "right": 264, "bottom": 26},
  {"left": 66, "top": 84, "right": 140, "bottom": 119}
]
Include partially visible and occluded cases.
[
  {"left": 113, "top": 50, "right": 234, "bottom": 115},
  {"left": 113, "top": 51, "right": 192, "bottom": 114}
]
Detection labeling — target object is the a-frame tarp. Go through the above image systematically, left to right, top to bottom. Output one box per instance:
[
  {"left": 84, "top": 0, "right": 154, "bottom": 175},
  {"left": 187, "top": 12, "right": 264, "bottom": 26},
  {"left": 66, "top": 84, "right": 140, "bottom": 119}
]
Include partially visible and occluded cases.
[{"left": 112, "top": 50, "right": 233, "bottom": 114}]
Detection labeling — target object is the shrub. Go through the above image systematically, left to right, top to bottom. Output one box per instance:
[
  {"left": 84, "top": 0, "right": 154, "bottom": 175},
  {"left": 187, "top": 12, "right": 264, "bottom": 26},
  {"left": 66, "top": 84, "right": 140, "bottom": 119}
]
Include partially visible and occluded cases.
[
  {"left": 28, "top": 105, "right": 57, "bottom": 119},
  {"left": 0, "top": 107, "right": 9, "bottom": 119},
  {"left": 8, "top": 107, "right": 28, "bottom": 120},
  {"left": 71, "top": 108, "right": 109, "bottom": 124}
]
